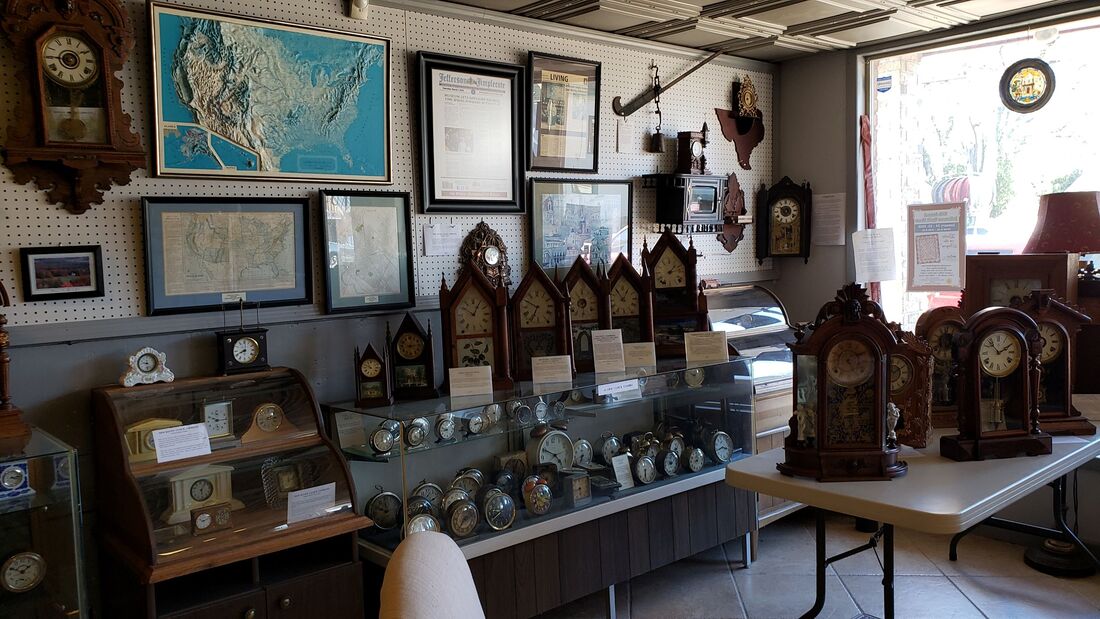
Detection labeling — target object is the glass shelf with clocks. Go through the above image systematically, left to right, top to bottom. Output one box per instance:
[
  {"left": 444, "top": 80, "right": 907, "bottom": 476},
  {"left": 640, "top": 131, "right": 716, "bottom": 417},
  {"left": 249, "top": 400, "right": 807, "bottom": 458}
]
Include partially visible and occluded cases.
[{"left": 327, "top": 358, "right": 753, "bottom": 562}]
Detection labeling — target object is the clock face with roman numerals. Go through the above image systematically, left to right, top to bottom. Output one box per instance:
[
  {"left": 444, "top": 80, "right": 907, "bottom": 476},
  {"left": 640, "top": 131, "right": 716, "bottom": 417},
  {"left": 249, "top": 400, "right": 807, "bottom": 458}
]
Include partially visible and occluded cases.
[
  {"left": 611, "top": 278, "right": 639, "bottom": 317},
  {"left": 520, "top": 281, "right": 555, "bottom": 328},
  {"left": 570, "top": 281, "right": 599, "bottom": 322},
  {"left": 979, "top": 330, "right": 1021, "bottom": 378}
]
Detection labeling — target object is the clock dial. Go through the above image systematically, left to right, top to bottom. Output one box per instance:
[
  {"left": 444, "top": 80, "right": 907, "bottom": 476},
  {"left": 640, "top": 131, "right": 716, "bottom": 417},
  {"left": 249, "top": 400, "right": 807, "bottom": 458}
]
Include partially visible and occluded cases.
[
  {"left": 41, "top": 34, "right": 99, "bottom": 87},
  {"left": 690, "top": 141, "right": 703, "bottom": 157},
  {"left": 772, "top": 198, "right": 800, "bottom": 224},
  {"left": 483, "top": 245, "right": 501, "bottom": 266},
  {"left": 654, "top": 251, "right": 686, "bottom": 289},
  {"left": 611, "top": 278, "right": 639, "bottom": 317},
  {"left": 988, "top": 278, "right": 1042, "bottom": 307},
  {"left": 570, "top": 281, "right": 599, "bottom": 322},
  {"left": 520, "top": 282, "right": 556, "bottom": 328},
  {"left": 456, "top": 289, "right": 492, "bottom": 335},
  {"left": 1037, "top": 322, "right": 1064, "bottom": 364},
  {"left": 929, "top": 323, "right": 961, "bottom": 362},
  {"left": 979, "top": 330, "right": 1022, "bottom": 377},
  {"left": 396, "top": 333, "right": 425, "bottom": 359},
  {"left": 232, "top": 337, "right": 260, "bottom": 364},
  {"left": 825, "top": 339, "right": 874, "bottom": 387},
  {"left": 137, "top": 353, "right": 158, "bottom": 373},
  {"left": 890, "top": 356, "right": 913, "bottom": 394},
  {"left": 360, "top": 358, "right": 382, "bottom": 378},
  {"left": 255, "top": 404, "right": 284, "bottom": 432},
  {"left": 203, "top": 405, "right": 231, "bottom": 436},
  {"left": 711, "top": 431, "right": 734, "bottom": 462},
  {"left": 143, "top": 432, "right": 157, "bottom": 451},
  {"left": 536, "top": 432, "right": 574, "bottom": 470},
  {"left": 573, "top": 439, "right": 593, "bottom": 467},
  {"left": 634, "top": 456, "right": 656, "bottom": 484},
  {"left": 1, "top": 466, "right": 25, "bottom": 490},
  {"left": 189, "top": 478, "right": 214, "bottom": 502},
  {"left": 413, "top": 482, "right": 444, "bottom": 506},
  {"left": 367, "top": 491, "right": 402, "bottom": 530},
  {"left": 484, "top": 492, "right": 515, "bottom": 531},
  {"left": 448, "top": 500, "right": 479, "bottom": 537},
  {"left": 194, "top": 513, "right": 212, "bottom": 530},
  {"left": 1, "top": 552, "right": 46, "bottom": 593}
]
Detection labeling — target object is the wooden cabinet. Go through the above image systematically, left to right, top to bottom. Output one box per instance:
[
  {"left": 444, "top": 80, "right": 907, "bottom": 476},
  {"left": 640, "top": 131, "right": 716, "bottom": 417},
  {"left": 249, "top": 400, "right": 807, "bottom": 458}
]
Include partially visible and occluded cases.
[
  {"left": 266, "top": 564, "right": 362, "bottom": 619},
  {"left": 161, "top": 590, "right": 266, "bottom": 619}
]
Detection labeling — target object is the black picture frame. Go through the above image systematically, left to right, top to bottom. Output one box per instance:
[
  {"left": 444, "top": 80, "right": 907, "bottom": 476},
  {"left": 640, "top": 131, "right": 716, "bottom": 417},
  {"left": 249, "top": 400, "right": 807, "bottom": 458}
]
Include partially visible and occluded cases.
[
  {"left": 417, "top": 51, "right": 525, "bottom": 213},
  {"left": 528, "top": 52, "right": 601, "bottom": 173},
  {"left": 999, "top": 57, "right": 1056, "bottom": 114},
  {"left": 529, "top": 178, "right": 633, "bottom": 270},
  {"left": 319, "top": 190, "right": 415, "bottom": 314},
  {"left": 142, "top": 197, "right": 312, "bottom": 315},
  {"left": 19, "top": 245, "right": 105, "bottom": 301}
]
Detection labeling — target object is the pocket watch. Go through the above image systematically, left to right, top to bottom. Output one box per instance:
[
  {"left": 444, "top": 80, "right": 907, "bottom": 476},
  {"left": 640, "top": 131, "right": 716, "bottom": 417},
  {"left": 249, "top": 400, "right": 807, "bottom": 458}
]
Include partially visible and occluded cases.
[
  {"left": 684, "top": 367, "right": 706, "bottom": 387},
  {"left": 484, "top": 403, "right": 503, "bottom": 424},
  {"left": 435, "top": 414, "right": 457, "bottom": 441},
  {"left": 405, "top": 417, "right": 429, "bottom": 448},
  {"left": 369, "top": 426, "right": 395, "bottom": 454},
  {"left": 704, "top": 430, "right": 736, "bottom": 463},
  {"left": 594, "top": 432, "right": 622, "bottom": 466},
  {"left": 573, "top": 438, "right": 593, "bottom": 467},
  {"left": 683, "top": 447, "right": 706, "bottom": 473},
  {"left": 658, "top": 449, "right": 679, "bottom": 477},
  {"left": 633, "top": 455, "right": 657, "bottom": 484},
  {"left": 412, "top": 481, "right": 444, "bottom": 507},
  {"left": 524, "top": 482, "right": 553, "bottom": 516},
  {"left": 441, "top": 488, "right": 470, "bottom": 512},
  {"left": 366, "top": 490, "right": 402, "bottom": 530},
  {"left": 483, "top": 491, "right": 516, "bottom": 531},
  {"left": 407, "top": 495, "right": 434, "bottom": 518},
  {"left": 447, "top": 498, "right": 480, "bottom": 537},
  {"left": 406, "top": 513, "right": 442, "bottom": 535},
  {"left": 1, "top": 552, "right": 46, "bottom": 593}
]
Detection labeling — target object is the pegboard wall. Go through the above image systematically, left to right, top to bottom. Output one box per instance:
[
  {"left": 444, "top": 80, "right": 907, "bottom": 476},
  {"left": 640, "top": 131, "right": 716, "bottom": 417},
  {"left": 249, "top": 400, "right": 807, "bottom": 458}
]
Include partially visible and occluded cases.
[{"left": 0, "top": 0, "right": 774, "bottom": 328}]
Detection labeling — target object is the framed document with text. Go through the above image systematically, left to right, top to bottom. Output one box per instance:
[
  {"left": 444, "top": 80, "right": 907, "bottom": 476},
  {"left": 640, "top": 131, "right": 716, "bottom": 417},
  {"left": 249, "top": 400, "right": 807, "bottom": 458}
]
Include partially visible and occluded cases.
[
  {"left": 417, "top": 51, "right": 525, "bottom": 213},
  {"left": 528, "top": 52, "right": 600, "bottom": 173}
]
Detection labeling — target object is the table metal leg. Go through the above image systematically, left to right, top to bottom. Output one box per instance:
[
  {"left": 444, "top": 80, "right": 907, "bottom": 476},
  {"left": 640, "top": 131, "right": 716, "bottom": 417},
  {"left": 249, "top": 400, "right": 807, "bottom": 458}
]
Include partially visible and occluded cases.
[
  {"left": 1050, "top": 475, "right": 1100, "bottom": 569},
  {"left": 800, "top": 509, "right": 828, "bottom": 619},
  {"left": 883, "top": 524, "right": 895, "bottom": 619},
  {"left": 742, "top": 532, "right": 753, "bottom": 568},
  {"left": 606, "top": 583, "right": 616, "bottom": 619}
]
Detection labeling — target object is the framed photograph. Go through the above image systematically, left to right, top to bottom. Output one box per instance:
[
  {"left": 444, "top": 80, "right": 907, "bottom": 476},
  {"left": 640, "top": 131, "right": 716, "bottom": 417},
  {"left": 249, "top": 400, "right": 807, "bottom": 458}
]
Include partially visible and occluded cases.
[
  {"left": 150, "top": 3, "right": 391, "bottom": 183},
  {"left": 418, "top": 51, "right": 525, "bottom": 213},
  {"left": 528, "top": 52, "right": 601, "bottom": 172},
  {"left": 529, "top": 179, "right": 632, "bottom": 269},
  {"left": 320, "top": 190, "right": 414, "bottom": 313},
  {"left": 142, "top": 197, "right": 312, "bottom": 315},
  {"left": 19, "top": 246, "right": 104, "bottom": 301}
]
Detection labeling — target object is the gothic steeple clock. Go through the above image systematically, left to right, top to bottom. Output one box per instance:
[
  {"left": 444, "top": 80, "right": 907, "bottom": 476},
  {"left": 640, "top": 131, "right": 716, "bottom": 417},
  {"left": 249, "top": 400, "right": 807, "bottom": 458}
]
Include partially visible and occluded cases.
[
  {"left": 1, "top": 0, "right": 145, "bottom": 214},
  {"left": 642, "top": 229, "right": 709, "bottom": 358},
  {"left": 602, "top": 254, "right": 654, "bottom": 344},
  {"left": 559, "top": 257, "right": 610, "bottom": 373},
  {"left": 510, "top": 264, "right": 571, "bottom": 380},
  {"left": 440, "top": 268, "right": 514, "bottom": 391}
]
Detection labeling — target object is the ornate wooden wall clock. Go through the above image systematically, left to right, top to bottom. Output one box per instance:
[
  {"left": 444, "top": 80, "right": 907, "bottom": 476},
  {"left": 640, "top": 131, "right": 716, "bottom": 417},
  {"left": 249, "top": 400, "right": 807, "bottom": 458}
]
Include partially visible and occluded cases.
[
  {"left": 0, "top": 0, "right": 145, "bottom": 214},
  {"left": 675, "top": 123, "right": 709, "bottom": 175},
  {"left": 756, "top": 177, "right": 812, "bottom": 264},
  {"left": 459, "top": 221, "right": 512, "bottom": 287},
  {"left": 642, "top": 229, "right": 709, "bottom": 358},
  {"left": 961, "top": 253, "right": 1078, "bottom": 316},
  {"left": 602, "top": 254, "right": 654, "bottom": 344},
  {"left": 559, "top": 257, "right": 610, "bottom": 373},
  {"left": 510, "top": 264, "right": 571, "bottom": 380},
  {"left": 440, "top": 268, "right": 513, "bottom": 391},
  {"left": 780, "top": 284, "right": 908, "bottom": 481},
  {"left": 1012, "top": 290, "right": 1093, "bottom": 435},
  {"left": 915, "top": 306, "right": 965, "bottom": 429},
  {"left": 941, "top": 307, "right": 1052, "bottom": 461},
  {"left": 387, "top": 313, "right": 438, "bottom": 400},
  {"left": 889, "top": 324, "right": 933, "bottom": 448},
  {"left": 355, "top": 343, "right": 393, "bottom": 408}
]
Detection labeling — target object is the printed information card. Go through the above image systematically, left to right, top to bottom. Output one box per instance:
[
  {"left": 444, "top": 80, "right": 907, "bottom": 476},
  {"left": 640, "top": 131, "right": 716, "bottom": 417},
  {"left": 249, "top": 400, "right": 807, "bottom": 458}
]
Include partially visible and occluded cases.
[
  {"left": 592, "top": 329, "right": 626, "bottom": 374},
  {"left": 684, "top": 331, "right": 730, "bottom": 366},
  {"left": 623, "top": 342, "right": 657, "bottom": 368},
  {"left": 532, "top": 355, "right": 574, "bottom": 385},
  {"left": 448, "top": 366, "right": 494, "bottom": 397},
  {"left": 333, "top": 411, "right": 368, "bottom": 448},
  {"left": 153, "top": 423, "right": 212, "bottom": 464},
  {"left": 611, "top": 453, "right": 635, "bottom": 490},
  {"left": 287, "top": 482, "right": 337, "bottom": 525}
]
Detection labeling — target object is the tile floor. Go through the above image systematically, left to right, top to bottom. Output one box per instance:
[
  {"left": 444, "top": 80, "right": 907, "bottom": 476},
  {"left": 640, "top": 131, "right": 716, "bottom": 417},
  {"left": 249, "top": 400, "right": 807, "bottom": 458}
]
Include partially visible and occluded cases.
[{"left": 538, "top": 510, "right": 1100, "bottom": 619}]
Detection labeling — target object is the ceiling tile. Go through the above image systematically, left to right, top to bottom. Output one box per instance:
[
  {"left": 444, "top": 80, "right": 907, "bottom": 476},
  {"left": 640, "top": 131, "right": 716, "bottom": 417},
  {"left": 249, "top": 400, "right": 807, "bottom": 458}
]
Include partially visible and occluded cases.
[
  {"left": 445, "top": 0, "right": 536, "bottom": 11},
  {"left": 940, "top": 0, "right": 1064, "bottom": 18},
  {"left": 742, "top": 1, "right": 859, "bottom": 28},
  {"left": 820, "top": 17, "right": 923, "bottom": 43}
]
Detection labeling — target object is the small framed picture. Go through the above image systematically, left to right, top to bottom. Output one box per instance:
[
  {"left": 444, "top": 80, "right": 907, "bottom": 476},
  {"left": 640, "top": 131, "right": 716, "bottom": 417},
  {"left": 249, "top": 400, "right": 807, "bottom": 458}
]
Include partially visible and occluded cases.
[
  {"left": 528, "top": 52, "right": 601, "bottom": 173},
  {"left": 529, "top": 179, "right": 632, "bottom": 269},
  {"left": 19, "top": 245, "right": 104, "bottom": 301}
]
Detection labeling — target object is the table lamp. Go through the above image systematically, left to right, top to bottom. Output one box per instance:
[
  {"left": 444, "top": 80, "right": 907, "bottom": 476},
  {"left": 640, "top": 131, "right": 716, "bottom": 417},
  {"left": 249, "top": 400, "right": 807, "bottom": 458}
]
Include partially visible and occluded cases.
[
  {"left": 1024, "top": 191, "right": 1100, "bottom": 255},
  {"left": 0, "top": 280, "right": 31, "bottom": 454}
]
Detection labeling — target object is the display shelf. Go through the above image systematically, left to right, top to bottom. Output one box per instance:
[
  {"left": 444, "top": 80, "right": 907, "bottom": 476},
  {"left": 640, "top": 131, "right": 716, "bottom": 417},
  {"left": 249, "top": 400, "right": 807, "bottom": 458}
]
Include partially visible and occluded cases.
[{"left": 129, "top": 433, "right": 321, "bottom": 478}]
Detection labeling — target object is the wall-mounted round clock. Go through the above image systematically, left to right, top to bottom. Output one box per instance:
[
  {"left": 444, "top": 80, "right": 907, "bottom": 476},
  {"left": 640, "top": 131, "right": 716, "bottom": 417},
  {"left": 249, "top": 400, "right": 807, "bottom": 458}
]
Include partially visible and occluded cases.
[{"left": 1000, "top": 58, "right": 1055, "bottom": 114}]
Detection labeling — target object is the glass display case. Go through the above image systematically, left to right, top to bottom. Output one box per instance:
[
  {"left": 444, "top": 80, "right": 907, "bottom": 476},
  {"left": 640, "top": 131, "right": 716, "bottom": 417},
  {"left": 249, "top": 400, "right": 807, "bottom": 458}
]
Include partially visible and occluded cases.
[
  {"left": 326, "top": 358, "right": 753, "bottom": 562},
  {"left": 92, "top": 368, "right": 369, "bottom": 584},
  {"left": 0, "top": 428, "right": 84, "bottom": 618}
]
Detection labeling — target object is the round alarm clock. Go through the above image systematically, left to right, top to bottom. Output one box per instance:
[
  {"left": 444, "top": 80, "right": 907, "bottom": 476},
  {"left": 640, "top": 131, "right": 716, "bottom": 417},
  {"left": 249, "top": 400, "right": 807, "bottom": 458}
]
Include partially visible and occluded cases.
[
  {"left": 435, "top": 414, "right": 457, "bottom": 441},
  {"left": 369, "top": 427, "right": 395, "bottom": 454},
  {"left": 526, "top": 428, "right": 574, "bottom": 472},
  {"left": 594, "top": 432, "right": 622, "bottom": 466},
  {"left": 573, "top": 438, "right": 593, "bottom": 467},
  {"left": 683, "top": 447, "right": 706, "bottom": 473},
  {"left": 658, "top": 449, "right": 679, "bottom": 477},
  {"left": 633, "top": 455, "right": 657, "bottom": 484},
  {"left": 524, "top": 482, "right": 553, "bottom": 516},
  {"left": 441, "top": 488, "right": 470, "bottom": 513},
  {"left": 366, "top": 491, "right": 402, "bottom": 530},
  {"left": 484, "top": 492, "right": 516, "bottom": 531},
  {"left": 447, "top": 498, "right": 479, "bottom": 538},
  {"left": 406, "top": 513, "right": 442, "bottom": 535},
  {"left": 1, "top": 552, "right": 46, "bottom": 593}
]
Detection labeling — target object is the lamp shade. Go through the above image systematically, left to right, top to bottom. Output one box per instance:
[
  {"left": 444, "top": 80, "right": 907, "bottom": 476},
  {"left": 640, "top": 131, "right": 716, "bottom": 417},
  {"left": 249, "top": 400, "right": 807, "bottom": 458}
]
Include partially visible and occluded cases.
[{"left": 1024, "top": 191, "right": 1100, "bottom": 253}]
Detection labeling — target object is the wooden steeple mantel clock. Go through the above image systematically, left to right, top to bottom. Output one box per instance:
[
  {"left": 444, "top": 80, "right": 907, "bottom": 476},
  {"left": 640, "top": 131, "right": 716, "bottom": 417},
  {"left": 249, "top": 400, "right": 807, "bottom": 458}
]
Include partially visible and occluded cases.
[
  {"left": 1, "top": 0, "right": 145, "bottom": 214},
  {"left": 642, "top": 229, "right": 709, "bottom": 358},
  {"left": 602, "top": 254, "right": 654, "bottom": 344},
  {"left": 559, "top": 257, "right": 610, "bottom": 374},
  {"left": 510, "top": 263, "right": 571, "bottom": 381},
  {"left": 440, "top": 268, "right": 513, "bottom": 391},
  {"left": 0, "top": 280, "right": 31, "bottom": 454},
  {"left": 780, "top": 283, "right": 908, "bottom": 481},
  {"left": 940, "top": 306, "right": 1052, "bottom": 461}
]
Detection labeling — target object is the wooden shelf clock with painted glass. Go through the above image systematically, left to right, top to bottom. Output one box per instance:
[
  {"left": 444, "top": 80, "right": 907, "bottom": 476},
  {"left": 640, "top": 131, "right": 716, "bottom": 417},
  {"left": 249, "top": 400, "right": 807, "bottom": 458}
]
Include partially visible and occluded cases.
[
  {"left": 756, "top": 177, "right": 812, "bottom": 264},
  {"left": 642, "top": 229, "right": 709, "bottom": 358},
  {"left": 602, "top": 254, "right": 654, "bottom": 344},
  {"left": 559, "top": 257, "right": 610, "bottom": 373},
  {"left": 510, "top": 264, "right": 572, "bottom": 381},
  {"left": 440, "top": 267, "right": 514, "bottom": 391},
  {"left": 780, "top": 284, "right": 908, "bottom": 481},
  {"left": 915, "top": 306, "right": 965, "bottom": 429},
  {"left": 940, "top": 307, "right": 1053, "bottom": 461},
  {"left": 388, "top": 313, "right": 439, "bottom": 401},
  {"left": 889, "top": 324, "right": 933, "bottom": 448},
  {"left": 92, "top": 368, "right": 369, "bottom": 618}
]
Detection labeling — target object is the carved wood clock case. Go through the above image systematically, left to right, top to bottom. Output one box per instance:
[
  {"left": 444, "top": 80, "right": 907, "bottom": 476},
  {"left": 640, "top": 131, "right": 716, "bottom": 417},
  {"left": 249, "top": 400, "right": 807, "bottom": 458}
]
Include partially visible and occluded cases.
[
  {"left": 1, "top": 0, "right": 145, "bottom": 214},
  {"left": 756, "top": 177, "right": 812, "bottom": 264},
  {"left": 642, "top": 229, "right": 709, "bottom": 358},
  {"left": 602, "top": 254, "right": 654, "bottom": 344},
  {"left": 559, "top": 257, "right": 610, "bottom": 373},
  {"left": 510, "top": 264, "right": 571, "bottom": 380},
  {"left": 440, "top": 267, "right": 514, "bottom": 391},
  {"left": 914, "top": 306, "right": 965, "bottom": 429},
  {"left": 388, "top": 313, "right": 438, "bottom": 400},
  {"left": 889, "top": 325, "right": 933, "bottom": 448},
  {"left": 354, "top": 343, "right": 392, "bottom": 408}
]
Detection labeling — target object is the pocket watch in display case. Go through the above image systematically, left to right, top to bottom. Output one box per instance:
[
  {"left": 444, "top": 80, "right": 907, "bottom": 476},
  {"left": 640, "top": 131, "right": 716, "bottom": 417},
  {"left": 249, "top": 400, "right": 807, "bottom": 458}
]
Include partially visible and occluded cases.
[
  {"left": 755, "top": 176, "right": 812, "bottom": 264},
  {"left": 458, "top": 221, "right": 512, "bottom": 287},
  {"left": 641, "top": 229, "right": 710, "bottom": 358},
  {"left": 603, "top": 254, "right": 654, "bottom": 344},
  {"left": 962, "top": 254, "right": 1077, "bottom": 315},
  {"left": 560, "top": 257, "right": 611, "bottom": 373},
  {"left": 510, "top": 264, "right": 572, "bottom": 380},
  {"left": 440, "top": 267, "right": 514, "bottom": 391},
  {"left": 780, "top": 284, "right": 908, "bottom": 481},
  {"left": 1011, "top": 290, "right": 1094, "bottom": 435},
  {"left": 915, "top": 306, "right": 965, "bottom": 429},
  {"left": 941, "top": 307, "right": 1052, "bottom": 461},
  {"left": 388, "top": 313, "right": 439, "bottom": 400},
  {"left": 888, "top": 325, "right": 934, "bottom": 448},
  {"left": 354, "top": 344, "right": 393, "bottom": 408},
  {"left": 120, "top": 347, "right": 174, "bottom": 387},
  {"left": 241, "top": 403, "right": 299, "bottom": 443},
  {"left": 526, "top": 426, "right": 574, "bottom": 471},
  {"left": 162, "top": 464, "right": 243, "bottom": 525},
  {"left": 366, "top": 490, "right": 402, "bottom": 530},
  {"left": 447, "top": 498, "right": 479, "bottom": 537},
  {"left": 1, "top": 551, "right": 46, "bottom": 593}
]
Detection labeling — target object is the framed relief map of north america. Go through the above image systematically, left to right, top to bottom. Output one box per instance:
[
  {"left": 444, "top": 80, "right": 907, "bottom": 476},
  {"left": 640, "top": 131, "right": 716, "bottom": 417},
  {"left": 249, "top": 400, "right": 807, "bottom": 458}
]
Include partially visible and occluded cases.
[{"left": 150, "top": 3, "right": 390, "bottom": 183}]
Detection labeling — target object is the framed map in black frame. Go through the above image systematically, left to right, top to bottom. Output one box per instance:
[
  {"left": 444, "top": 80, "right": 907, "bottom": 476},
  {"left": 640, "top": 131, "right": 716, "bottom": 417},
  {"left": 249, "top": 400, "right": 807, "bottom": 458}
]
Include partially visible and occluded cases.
[
  {"left": 417, "top": 51, "right": 525, "bottom": 213},
  {"left": 528, "top": 52, "right": 601, "bottom": 173},
  {"left": 530, "top": 179, "right": 632, "bottom": 270},
  {"left": 319, "top": 190, "right": 414, "bottom": 314},
  {"left": 142, "top": 197, "right": 312, "bottom": 315}
]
